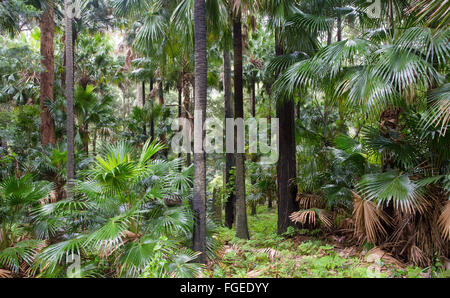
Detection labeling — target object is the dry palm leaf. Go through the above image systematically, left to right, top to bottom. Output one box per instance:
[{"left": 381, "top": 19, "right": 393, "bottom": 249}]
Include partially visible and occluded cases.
[
  {"left": 352, "top": 191, "right": 391, "bottom": 244},
  {"left": 296, "top": 193, "right": 325, "bottom": 209},
  {"left": 438, "top": 200, "right": 450, "bottom": 241},
  {"left": 290, "top": 209, "right": 316, "bottom": 226},
  {"left": 0, "top": 269, "right": 11, "bottom": 278}
]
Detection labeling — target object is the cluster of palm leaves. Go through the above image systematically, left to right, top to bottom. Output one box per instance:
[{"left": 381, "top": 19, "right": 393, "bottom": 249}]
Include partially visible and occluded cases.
[
  {"left": 276, "top": 2, "right": 449, "bottom": 266},
  {"left": 0, "top": 140, "right": 218, "bottom": 277}
]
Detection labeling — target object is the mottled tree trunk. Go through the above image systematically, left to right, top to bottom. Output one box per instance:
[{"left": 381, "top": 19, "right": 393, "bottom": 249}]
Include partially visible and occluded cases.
[
  {"left": 40, "top": 0, "right": 56, "bottom": 146},
  {"left": 65, "top": 0, "right": 75, "bottom": 189},
  {"left": 193, "top": 0, "right": 207, "bottom": 264},
  {"left": 233, "top": 10, "right": 249, "bottom": 239},
  {"left": 223, "top": 48, "right": 235, "bottom": 229}
]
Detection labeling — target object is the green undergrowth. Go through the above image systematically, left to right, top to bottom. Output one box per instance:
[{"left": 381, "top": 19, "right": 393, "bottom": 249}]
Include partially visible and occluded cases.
[{"left": 206, "top": 206, "right": 448, "bottom": 278}]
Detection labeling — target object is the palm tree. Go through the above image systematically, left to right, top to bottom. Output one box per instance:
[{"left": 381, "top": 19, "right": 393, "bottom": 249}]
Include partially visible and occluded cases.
[
  {"left": 40, "top": 0, "right": 56, "bottom": 146},
  {"left": 65, "top": 0, "right": 75, "bottom": 188},
  {"left": 192, "top": 0, "right": 207, "bottom": 264},
  {"left": 259, "top": 0, "right": 301, "bottom": 234},
  {"left": 231, "top": 3, "right": 249, "bottom": 239},
  {"left": 272, "top": 4, "right": 449, "bottom": 265},
  {"left": 223, "top": 40, "right": 235, "bottom": 228}
]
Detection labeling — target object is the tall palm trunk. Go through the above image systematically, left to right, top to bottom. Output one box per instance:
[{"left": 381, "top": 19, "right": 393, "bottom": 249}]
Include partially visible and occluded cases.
[
  {"left": 40, "top": 0, "right": 56, "bottom": 146},
  {"left": 65, "top": 0, "right": 75, "bottom": 188},
  {"left": 193, "top": 0, "right": 207, "bottom": 264},
  {"left": 233, "top": 10, "right": 249, "bottom": 239},
  {"left": 275, "top": 32, "right": 298, "bottom": 234},
  {"left": 223, "top": 48, "right": 235, "bottom": 228},
  {"left": 183, "top": 62, "right": 192, "bottom": 166},
  {"left": 250, "top": 76, "right": 258, "bottom": 216},
  {"left": 150, "top": 78, "right": 155, "bottom": 142},
  {"left": 157, "top": 80, "right": 167, "bottom": 156},
  {"left": 142, "top": 81, "right": 146, "bottom": 136}
]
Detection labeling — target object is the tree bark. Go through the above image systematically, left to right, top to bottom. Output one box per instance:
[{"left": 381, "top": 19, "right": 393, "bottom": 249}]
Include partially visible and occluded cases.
[
  {"left": 40, "top": 0, "right": 56, "bottom": 146},
  {"left": 65, "top": 0, "right": 75, "bottom": 189},
  {"left": 193, "top": 0, "right": 207, "bottom": 264},
  {"left": 233, "top": 10, "right": 249, "bottom": 239},
  {"left": 275, "top": 32, "right": 298, "bottom": 235},
  {"left": 223, "top": 48, "right": 235, "bottom": 229},
  {"left": 183, "top": 63, "right": 192, "bottom": 166},
  {"left": 150, "top": 78, "right": 155, "bottom": 142},
  {"left": 142, "top": 81, "right": 146, "bottom": 136},
  {"left": 212, "top": 188, "right": 222, "bottom": 224}
]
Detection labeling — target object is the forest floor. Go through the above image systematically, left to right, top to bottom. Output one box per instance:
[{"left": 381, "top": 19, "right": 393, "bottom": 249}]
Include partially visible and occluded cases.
[{"left": 205, "top": 206, "right": 449, "bottom": 278}]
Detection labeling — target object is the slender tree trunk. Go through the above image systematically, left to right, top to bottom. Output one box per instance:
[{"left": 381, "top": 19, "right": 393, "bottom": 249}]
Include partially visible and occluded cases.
[
  {"left": 40, "top": 0, "right": 56, "bottom": 146},
  {"left": 65, "top": 0, "right": 75, "bottom": 189},
  {"left": 193, "top": 0, "right": 207, "bottom": 264},
  {"left": 337, "top": 8, "right": 342, "bottom": 42},
  {"left": 233, "top": 10, "right": 249, "bottom": 239},
  {"left": 327, "top": 22, "right": 333, "bottom": 45},
  {"left": 275, "top": 31, "right": 298, "bottom": 234},
  {"left": 223, "top": 48, "right": 235, "bottom": 229},
  {"left": 183, "top": 63, "right": 192, "bottom": 166},
  {"left": 250, "top": 77, "right": 258, "bottom": 216},
  {"left": 251, "top": 77, "right": 256, "bottom": 117},
  {"left": 150, "top": 78, "right": 155, "bottom": 142},
  {"left": 157, "top": 80, "right": 167, "bottom": 156},
  {"left": 142, "top": 81, "right": 146, "bottom": 136},
  {"left": 92, "top": 128, "right": 97, "bottom": 156},
  {"left": 212, "top": 188, "right": 222, "bottom": 224},
  {"left": 268, "top": 190, "right": 273, "bottom": 209}
]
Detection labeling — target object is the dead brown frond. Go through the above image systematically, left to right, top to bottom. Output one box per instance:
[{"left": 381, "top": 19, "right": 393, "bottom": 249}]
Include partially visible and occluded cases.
[
  {"left": 352, "top": 191, "right": 391, "bottom": 244},
  {"left": 296, "top": 193, "right": 325, "bottom": 209},
  {"left": 438, "top": 200, "right": 450, "bottom": 241},
  {"left": 318, "top": 209, "right": 334, "bottom": 229},
  {"left": 290, "top": 210, "right": 316, "bottom": 226},
  {"left": 409, "top": 245, "right": 429, "bottom": 267},
  {"left": 0, "top": 269, "right": 12, "bottom": 278}
]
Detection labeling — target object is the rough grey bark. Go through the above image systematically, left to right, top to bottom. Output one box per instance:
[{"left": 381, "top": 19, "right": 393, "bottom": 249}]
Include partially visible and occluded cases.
[
  {"left": 40, "top": 0, "right": 56, "bottom": 146},
  {"left": 65, "top": 0, "right": 75, "bottom": 190},
  {"left": 193, "top": 0, "right": 207, "bottom": 264},
  {"left": 233, "top": 10, "right": 249, "bottom": 239},
  {"left": 223, "top": 48, "right": 235, "bottom": 229}
]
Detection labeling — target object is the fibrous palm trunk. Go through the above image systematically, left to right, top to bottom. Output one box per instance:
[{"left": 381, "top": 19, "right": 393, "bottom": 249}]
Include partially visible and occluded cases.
[
  {"left": 40, "top": 0, "right": 56, "bottom": 146},
  {"left": 193, "top": 0, "right": 207, "bottom": 264},
  {"left": 233, "top": 10, "right": 249, "bottom": 239},
  {"left": 223, "top": 48, "right": 235, "bottom": 229}
]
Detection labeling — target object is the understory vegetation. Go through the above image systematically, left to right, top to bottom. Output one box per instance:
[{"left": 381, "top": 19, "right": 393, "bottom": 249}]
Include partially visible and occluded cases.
[{"left": 0, "top": 0, "right": 449, "bottom": 278}]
